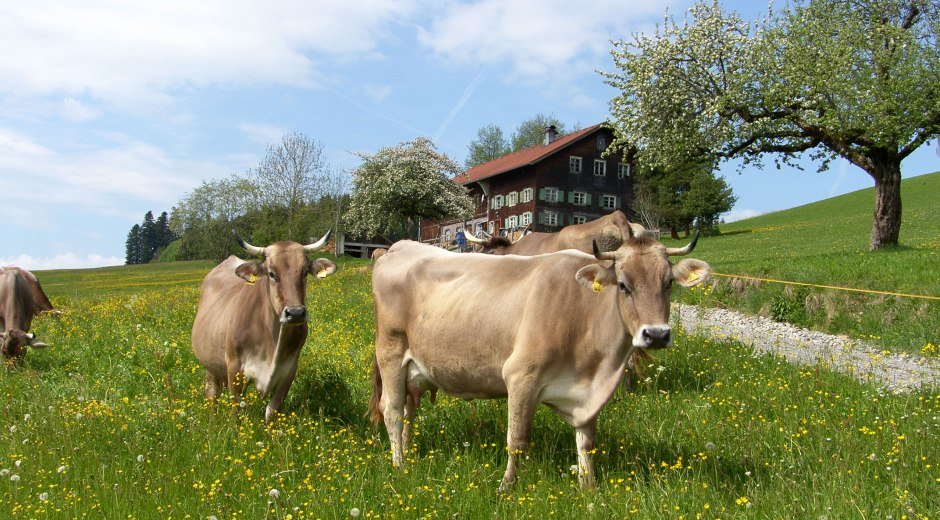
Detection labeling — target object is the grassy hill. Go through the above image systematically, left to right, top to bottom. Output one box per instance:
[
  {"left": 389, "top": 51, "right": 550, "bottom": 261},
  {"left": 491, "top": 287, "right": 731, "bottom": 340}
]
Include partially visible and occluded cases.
[{"left": 663, "top": 171, "right": 940, "bottom": 354}]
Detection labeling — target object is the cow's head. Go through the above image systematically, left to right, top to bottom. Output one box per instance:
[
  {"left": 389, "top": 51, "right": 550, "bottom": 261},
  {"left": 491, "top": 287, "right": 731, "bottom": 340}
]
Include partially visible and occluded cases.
[
  {"left": 575, "top": 227, "right": 710, "bottom": 349},
  {"left": 232, "top": 230, "right": 337, "bottom": 325},
  {"left": 465, "top": 231, "right": 516, "bottom": 255},
  {"left": 1, "top": 330, "right": 49, "bottom": 359}
]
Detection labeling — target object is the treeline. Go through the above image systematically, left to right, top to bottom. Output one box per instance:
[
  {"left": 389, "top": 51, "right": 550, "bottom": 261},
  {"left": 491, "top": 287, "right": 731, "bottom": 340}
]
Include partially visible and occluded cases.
[
  {"left": 124, "top": 133, "right": 346, "bottom": 264},
  {"left": 125, "top": 211, "right": 177, "bottom": 264}
]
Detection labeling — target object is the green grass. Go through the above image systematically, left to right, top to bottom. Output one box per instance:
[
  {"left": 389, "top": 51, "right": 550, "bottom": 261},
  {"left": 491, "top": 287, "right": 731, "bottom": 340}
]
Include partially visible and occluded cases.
[
  {"left": 663, "top": 170, "right": 940, "bottom": 355},
  {"left": 1, "top": 257, "right": 937, "bottom": 518}
]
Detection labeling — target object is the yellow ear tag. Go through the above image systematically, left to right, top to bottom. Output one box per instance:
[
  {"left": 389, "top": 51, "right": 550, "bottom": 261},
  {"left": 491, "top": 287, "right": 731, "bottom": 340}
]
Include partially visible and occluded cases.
[
  {"left": 316, "top": 269, "right": 328, "bottom": 279},
  {"left": 687, "top": 271, "right": 700, "bottom": 283},
  {"left": 245, "top": 273, "right": 257, "bottom": 286},
  {"left": 592, "top": 280, "right": 603, "bottom": 293}
]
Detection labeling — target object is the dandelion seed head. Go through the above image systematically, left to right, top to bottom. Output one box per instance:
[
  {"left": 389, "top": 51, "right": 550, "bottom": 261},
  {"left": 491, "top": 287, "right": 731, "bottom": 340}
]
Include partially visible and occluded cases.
[
  {"left": 705, "top": 442, "right": 715, "bottom": 451},
  {"left": 137, "top": 454, "right": 145, "bottom": 463},
  {"left": 14, "top": 460, "right": 22, "bottom": 468},
  {"left": 57, "top": 465, "right": 67, "bottom": 474},
  {"left": 10, "top": 474, "right": 20, "bottom": 482},
  {"left": 268, "top": 488, "right": 280, "bottom": 500},
  {"left": 39, "top": 492, "right": 49, "bottom": 502},
  {"left": 350, "top": 507, "right": 361, "bottom": 517}
]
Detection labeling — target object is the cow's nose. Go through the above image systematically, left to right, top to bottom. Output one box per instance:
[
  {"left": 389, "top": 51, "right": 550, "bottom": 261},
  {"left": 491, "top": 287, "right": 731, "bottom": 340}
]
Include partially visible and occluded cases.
[
  {"left": 281, "top": 305, "right": 307, "bottom": 324},
  {"left": 641, "top": 326, "right": 671, "bottom": 348}
]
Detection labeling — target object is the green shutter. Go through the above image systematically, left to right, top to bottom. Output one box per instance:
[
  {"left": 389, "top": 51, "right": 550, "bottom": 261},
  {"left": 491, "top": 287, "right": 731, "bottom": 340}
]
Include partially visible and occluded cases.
[
  {"left": 557, "top": 190, "right": 564, "bottom": 202},
  {"left": 567, "top": 191, "right": 574, "bottom": 204},
  {"left": 586, "top": 194, "right": 593, "bottom": 206},
  {"left": 615, "top": 196, "right": 621, "bottom": 209}
]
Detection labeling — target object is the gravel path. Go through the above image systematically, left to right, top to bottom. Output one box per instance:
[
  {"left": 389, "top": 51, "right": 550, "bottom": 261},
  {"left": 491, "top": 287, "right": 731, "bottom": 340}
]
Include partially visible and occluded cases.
[{"left": 673, "top": 303, "right": 940, "bottom": 393}]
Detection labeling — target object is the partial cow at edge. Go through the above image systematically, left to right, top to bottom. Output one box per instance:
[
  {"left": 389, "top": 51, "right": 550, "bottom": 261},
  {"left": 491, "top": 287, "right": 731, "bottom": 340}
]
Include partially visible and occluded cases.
[
  {"left": 369, "top": 225, "right": 710, "bottom": 491},
  {"left": 191, "top": 229, "right": 337, "bottom": 423},
  {"left": 0, "top": 266, "right": 56, "bottom": 359}
]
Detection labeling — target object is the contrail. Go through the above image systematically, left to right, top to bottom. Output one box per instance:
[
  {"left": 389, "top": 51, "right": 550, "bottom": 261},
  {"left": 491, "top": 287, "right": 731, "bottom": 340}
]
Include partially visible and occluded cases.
[{"left": 434, "top": 69, "right": 488, "bottom": 142}]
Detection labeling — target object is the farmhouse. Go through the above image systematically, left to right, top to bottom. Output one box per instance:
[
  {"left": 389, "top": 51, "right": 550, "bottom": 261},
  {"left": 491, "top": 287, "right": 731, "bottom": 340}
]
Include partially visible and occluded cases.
[{"left": 420, "top": 123, "right": 635, "bottom": 243}]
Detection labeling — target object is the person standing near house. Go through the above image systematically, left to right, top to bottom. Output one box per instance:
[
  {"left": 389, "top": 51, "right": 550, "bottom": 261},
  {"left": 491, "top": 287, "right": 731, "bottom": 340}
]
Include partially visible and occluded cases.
[{"left": 456, "top": 228, "right": 468, "bottom": 252}]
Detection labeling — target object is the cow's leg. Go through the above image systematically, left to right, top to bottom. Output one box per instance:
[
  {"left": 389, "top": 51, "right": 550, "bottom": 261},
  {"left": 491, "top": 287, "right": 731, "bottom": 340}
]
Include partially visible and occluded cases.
[
  {"left": 377, "top": 337, "right": 408, "bottom": 467},
  {"left": 264, "top": 363, "right": 298, "bottom": 424},
  {"left": 204, "top": 372, "right": 222, "bottom": 400},
  {"left": 499, "top": 375, "right": 539, "bottom": 493},
  {"left": 402, "top": 394, "right": 416, "bottom": 455},
  {"left": 575, "top": 418, "right": 598, "bottom": 490}
]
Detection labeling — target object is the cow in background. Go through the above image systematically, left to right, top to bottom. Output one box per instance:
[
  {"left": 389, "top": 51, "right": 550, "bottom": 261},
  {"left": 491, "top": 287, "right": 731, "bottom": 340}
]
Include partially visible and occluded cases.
[
  {"left": 465, "top": 210, "right": 648, "bottom": 255},
  {"left": 369, "top": 228, "right": 709, "bottom": 491},
  {"left": 191, "top": 230, "right": 336, "bottom": 423},
  {"left": 0, "top": 267, "right": 55, "bottom": 359}
]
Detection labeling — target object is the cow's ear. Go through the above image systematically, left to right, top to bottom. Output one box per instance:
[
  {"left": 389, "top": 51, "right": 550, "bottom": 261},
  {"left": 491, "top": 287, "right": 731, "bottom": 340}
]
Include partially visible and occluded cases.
[
  {"left": 310, "top": 258, "right": 337, "bottom": 279},
  {"left": 672, "top": 259, "right": 711, "bottom": 287},
  {"left": 235, "top": 261, "right": 266, "bottom": 282},
  {"left": 575, "top": 264, "right": 617, "bottom": 290},
  {"left": 27, "top": 338, "right": 49, "bottom": 349}
]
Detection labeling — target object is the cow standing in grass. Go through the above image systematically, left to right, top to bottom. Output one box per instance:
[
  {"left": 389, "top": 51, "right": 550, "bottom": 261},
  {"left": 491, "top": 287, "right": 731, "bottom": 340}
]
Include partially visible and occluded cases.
[
  {"left": 369, "top": 228, "right": 709, "bottom": 491},
  {"left": 191, "top": 230, "right": 336, "bottom": 423},
  {"left": 0, "top": 266, "right": 55, "bottom": 359}
]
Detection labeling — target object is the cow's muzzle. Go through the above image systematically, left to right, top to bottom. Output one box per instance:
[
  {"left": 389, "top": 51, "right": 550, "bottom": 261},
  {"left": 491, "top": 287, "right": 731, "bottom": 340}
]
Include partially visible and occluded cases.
[
  {"left": 280, "top": 305, "right": 308, "bottom": 324},
  {"left": 635, "top": 325, "right": 671, "bottom": 349}
]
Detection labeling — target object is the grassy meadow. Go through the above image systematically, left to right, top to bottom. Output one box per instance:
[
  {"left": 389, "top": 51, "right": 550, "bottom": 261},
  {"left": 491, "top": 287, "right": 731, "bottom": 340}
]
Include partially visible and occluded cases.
[
  {"left": 663, "top": 170, "right": 940, "bottom": 355},
  {"left": 1, "top": 251, "right": 937, "bottom": 518}
]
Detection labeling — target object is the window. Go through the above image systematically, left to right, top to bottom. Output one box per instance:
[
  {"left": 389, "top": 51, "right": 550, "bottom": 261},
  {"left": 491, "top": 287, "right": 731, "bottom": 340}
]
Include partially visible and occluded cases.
[
  {"left": 596, "top": 134, "right": 606, "bottom": 151},
  {"left": 569, "top": 156, "right": 582, "bottom": 174},
  {"left": 593, "top": 159, "right": 606, "bottom": 176},
  {"left": 618, "top": 163, "right": 631, "bottom": 179},
  {"left": 520, "top": 187, "right": 534, "bottom": 203},
  {"left": 544, "top": 187, "right": 560, "bottom": 202},
  {"left": 507, "top": 191, "right": 518, "bottom": 207},
  {"left": 572, "top": 191, "right": 588, "bottom": 205},
  {"left": 601, "top": 194, "right": 618, "bottom": 210},
  {"left": 492, "top": 195, "right": 504, "bottom": 209},
  {"left": 520, "top": 211, "right": 532, "bottom": 226},
  {"left": 543, "top": 211, "right": 559, "bottom": 226},
  {"left": 505, "top": 215, "right": 519, "bottom": 229},
  {"left": 573, "top": 215, "right": 588, "bottom": 225},
  {"left": 487, "top": 221, "right": 495, "bottom": 234},
  {"left": 443, "top": 229, "right": 452, "bottom": 242}
]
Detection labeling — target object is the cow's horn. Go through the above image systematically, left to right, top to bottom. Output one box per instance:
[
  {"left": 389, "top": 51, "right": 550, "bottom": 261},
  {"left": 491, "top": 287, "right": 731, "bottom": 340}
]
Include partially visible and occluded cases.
[
  {"left": 510, "top": 225, "right": 529, "bottom": 244},
  {"left": 303, "top": 228, "right": 332, "bottom": 253},
  {"left": 464, "top": 229, "right": 485, "bottom": 244},
  {"left": 232, "top": 230, "right": 266, "bottom": 256},
  {"left": 665, "top": 231, "right": 700, "bottom": 256},
  {"left": 592, "top": 239, "right": 617, "bottom": 261}
]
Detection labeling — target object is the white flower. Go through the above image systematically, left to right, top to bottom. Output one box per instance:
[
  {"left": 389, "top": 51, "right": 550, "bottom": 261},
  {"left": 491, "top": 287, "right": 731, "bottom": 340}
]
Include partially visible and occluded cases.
[
  {"left": 239, "top": 401, "right": 247, "bottom": 409},
  {"left": 75, "top": 413, "right": 83, "bottom": 420},
  {"left": 23, "top": 414, "right": 31, "bottom": 421},
  {"left": 9, "top": 425, "right": 17, "bottom": 433},
  {"left": 462, "top": 441, "right": 470, "bottom": 448},
  {"left": 705, "top": 442, "right": 716, "bottom": 451},
  {"left": 137, "top": 455, "right": 145, "bottom": 463},
  {"left": 14, "top": 460, "right": 22, "bottom": 468},
  {"left": 570, "top": 464, "right": 578, "bottom": 473},
  {"left": 57, "top": 465, "right": 67, "bottom": 474},
  {"left": 0, "top": 469, "right": 9, "bottom": 477},
  {"left": 745, "top": 471, "right": 751, "bottom": 477},
  {"left": 10, "top": 474, "right": 20, "bottom": 482},
  {"left": 268, "top": 488, "right": 280, "bottom": 500},
  {"left": 39, "top": 492, "right": 49, "bottom": 502},
  {"left": 350, "top": 508, "right": 361, "bottom": 517}
]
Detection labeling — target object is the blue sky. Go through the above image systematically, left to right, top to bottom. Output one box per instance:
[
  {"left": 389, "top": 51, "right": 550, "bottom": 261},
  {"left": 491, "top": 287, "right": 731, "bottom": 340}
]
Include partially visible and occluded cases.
[{"left": 1, "top": 1, "right": 936, "bottom": 270}]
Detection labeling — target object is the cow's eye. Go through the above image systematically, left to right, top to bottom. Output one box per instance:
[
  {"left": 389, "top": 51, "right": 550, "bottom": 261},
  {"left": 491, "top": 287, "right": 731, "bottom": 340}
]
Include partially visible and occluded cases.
[
  {"left": 268, "top": 271, "right": 278, "bottom": 282},
  {"left": 618, "top": 282, "right": 631, "bottom": 295}
]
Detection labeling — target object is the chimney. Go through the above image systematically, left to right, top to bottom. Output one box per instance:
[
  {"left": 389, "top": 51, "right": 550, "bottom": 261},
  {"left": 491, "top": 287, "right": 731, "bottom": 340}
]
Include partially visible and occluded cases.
[{"left": 544, "top": 125, "right": 558, "bottom": 145}]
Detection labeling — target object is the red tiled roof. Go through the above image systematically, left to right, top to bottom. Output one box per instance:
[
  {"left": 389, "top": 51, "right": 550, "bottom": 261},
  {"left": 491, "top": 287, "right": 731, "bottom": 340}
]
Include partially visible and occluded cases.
[{"left": 455, "top": 123, "right": 604, "bottom": 184}]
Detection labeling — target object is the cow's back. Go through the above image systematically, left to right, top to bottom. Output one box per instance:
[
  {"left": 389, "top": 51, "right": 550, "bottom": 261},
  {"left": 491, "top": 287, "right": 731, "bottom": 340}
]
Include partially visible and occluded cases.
[
  {"left": 192, "top": 256, "right": 253, "bottom": 377},
  {"left": 0, "top": 267, "right": 52, "bottom": 331}
]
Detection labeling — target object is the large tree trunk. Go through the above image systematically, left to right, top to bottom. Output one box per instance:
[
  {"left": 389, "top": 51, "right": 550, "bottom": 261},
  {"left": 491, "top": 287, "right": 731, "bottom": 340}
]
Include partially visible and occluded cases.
[{"left": 868, "top": 160, "right": 902, "bottom": 251}]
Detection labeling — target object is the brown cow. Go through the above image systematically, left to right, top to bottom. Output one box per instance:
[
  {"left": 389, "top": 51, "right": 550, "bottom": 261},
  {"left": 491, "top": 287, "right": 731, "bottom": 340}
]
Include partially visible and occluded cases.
[
  {"left": 465, "top": 210, "right": 647, "bottom": 255},
  {"left": 369, "top": 228, "right": 709, "bottom": 491},
  {"left": 191, "top": 230, "right": 336, "bottom": 423},
  {"left": 371, "top": 248, "right": 388, "bottom": 263},
  {"left": 0, "top": 267, "right": 54, "bottom": 358}
]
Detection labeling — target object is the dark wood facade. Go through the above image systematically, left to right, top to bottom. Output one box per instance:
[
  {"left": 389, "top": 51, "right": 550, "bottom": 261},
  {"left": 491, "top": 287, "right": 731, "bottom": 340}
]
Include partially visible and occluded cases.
[{"left": 421, "top": 124, "right": 634, "bottom": 243}]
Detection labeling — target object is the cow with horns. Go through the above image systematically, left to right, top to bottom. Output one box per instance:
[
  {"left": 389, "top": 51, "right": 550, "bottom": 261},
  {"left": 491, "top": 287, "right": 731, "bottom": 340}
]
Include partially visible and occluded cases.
[
  {"left": 369, "top": 225, "right": 709, "bottom": 491},
  {"left": 191, "top": 230, "right": 336, "bottom": 422},
  {"left": 0, "top": 266, "right": 56, "bottom": 359}
]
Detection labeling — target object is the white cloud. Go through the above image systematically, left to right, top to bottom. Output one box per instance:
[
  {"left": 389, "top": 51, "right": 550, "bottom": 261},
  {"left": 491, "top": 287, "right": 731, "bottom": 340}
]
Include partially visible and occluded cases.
[
  {"left": 417, "top": 0, "right": 676, "bottom": 79},
  {"left": 0, "top": 1, "right": 416, "bottom": 105},
  {"left": 60, "top": 97, "right": 100, "bottom": 122},
  {"left": 238, "top": 123, "right": 288, "bottom": 146},
  {"left": 722, "top": 209, "right": 762, "bottom": 223},
  {"left": 0, "top": 253, "right": 124, "bottom": 271}
]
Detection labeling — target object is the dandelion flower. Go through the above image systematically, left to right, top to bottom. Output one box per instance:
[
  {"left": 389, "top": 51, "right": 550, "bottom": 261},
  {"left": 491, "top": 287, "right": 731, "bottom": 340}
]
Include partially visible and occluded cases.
[
  {"left": 23, "top": 414, "right": 31, "bottom": 421},
  {"left": 10, "top": 425, "right": 17, "bottom": 433},
  {"left": 705, "top": 442, "right": 715, "bottom": 451},
  {"left": 137, "top": 455, "right": 145, "bottom": 463},
  {"left": 14, "top": 460, "right": 22, "bottom": 468},
  {"left": 57, "top": 465, "right": 67, "bottom": 474},
  {"left": 0, "top": 469, "right": 8, "bottom": 477},
  {"left": 10, "top": 474, "right": 20, "bottom": 482},
  {"left": 268, "top": 488, "right": 280, "bottom": 500},
  {"left": 39, "top": 492, "right": 49, "bottom": 501},
  {"left": 350, "top": 508, "right": 361, "bottom": 517}
]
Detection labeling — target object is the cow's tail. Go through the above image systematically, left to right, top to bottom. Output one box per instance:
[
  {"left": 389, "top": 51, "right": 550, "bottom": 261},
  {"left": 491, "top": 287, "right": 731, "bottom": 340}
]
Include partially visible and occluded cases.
[{"left": 368, "top": 355, "right": 384, "bottom": 425}]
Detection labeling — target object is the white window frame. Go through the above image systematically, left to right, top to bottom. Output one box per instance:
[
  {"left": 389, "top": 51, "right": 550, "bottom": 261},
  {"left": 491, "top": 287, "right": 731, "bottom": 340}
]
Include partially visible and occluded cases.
[
  {"left": 569, "top": 156, "right": 582, "bottom": 174},
  {"left": 593, "top": 159, "right": 606, "bottom": 176},
  {"left": 618, "top": 163, "right": 631, "bottom": 179},
  {"left": 520, "top": 187, "right": 533, "bottom": 203},
  {"left": 544, "top": 187, "right": 560, "bottom": 203},
  {"left": 507, "top": 191, "right": 518, "bottom": 207},
  {"left": 572, "top": 191, "right": 587, "bottom": 205},
  {"left": 601, "top": 194, "right": 617, "bottom": 210},
  {"left": 492, "top": 195, "right": 504, "bottom": 209},
  {"left": 520, "top": 211, "right": 532, "bottom": 226},
  {"left": 544, "top": 211, "right": 559, "bottom": 226},
  {"left": 505, "top": 215, "right": 519, "bottom": 229},
  {"left": 573, "top": 215, "right": 587, "bottom": 225},
  {"left": 487, "top": 221, "right": 495, "bottom": 234}
]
